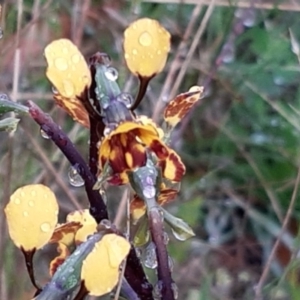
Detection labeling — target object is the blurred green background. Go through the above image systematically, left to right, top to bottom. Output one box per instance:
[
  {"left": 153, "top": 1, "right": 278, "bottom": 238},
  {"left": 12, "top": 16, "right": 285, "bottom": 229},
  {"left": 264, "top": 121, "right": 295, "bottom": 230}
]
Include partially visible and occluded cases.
[{"left": 1, "top": 0, "right": 300, "bottom": 299}]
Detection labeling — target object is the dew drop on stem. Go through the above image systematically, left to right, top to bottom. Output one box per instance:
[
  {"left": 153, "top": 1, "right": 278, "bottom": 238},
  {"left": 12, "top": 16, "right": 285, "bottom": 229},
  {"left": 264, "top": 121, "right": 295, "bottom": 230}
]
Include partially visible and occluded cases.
[
  {"left": 104, "top": 67, "right": 118, "bottom": 81},
  {"left": 40, "top": 129, "right": 50, "bottom": 139},
  {"left": 68, "top": 165, "right": 84, "bottom": 187},
  {"left": 171, "top": 227, "right": 191, "bottom": 241},
  {"left": 143, "top": 242, "right": 157, "bottom": 269},
  {"left": 153, "top": 280, "right": 163, "bottom": 299},
  {"left": 171, "top": 282, "right": 179, "bottom": 299}
]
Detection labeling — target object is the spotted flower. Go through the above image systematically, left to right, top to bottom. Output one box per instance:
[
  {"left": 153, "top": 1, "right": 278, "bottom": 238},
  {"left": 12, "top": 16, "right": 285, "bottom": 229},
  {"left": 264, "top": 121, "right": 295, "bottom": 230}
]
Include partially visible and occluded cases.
[{"left": 98, "top": 116, "right": 185, "bottom": 185}]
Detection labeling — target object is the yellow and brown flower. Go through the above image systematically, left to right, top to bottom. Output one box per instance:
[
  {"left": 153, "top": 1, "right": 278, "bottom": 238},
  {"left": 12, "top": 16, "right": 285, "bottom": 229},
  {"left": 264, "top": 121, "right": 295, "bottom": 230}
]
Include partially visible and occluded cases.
[{"left": 98, "top": 117, "right": 185, "bottom": 185}]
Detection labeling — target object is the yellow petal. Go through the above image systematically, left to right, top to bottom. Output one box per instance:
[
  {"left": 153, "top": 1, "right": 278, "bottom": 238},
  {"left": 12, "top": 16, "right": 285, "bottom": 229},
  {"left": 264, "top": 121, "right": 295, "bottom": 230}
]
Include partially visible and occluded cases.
[
  {"left": 124, "top": 18, "right": 170, "bottom": 77},
  {"left": 44, "top": 39, "right": 91, "bottom": 127},
  {"left": 164, "top": 86, "right": 204, "bottom": 127},
  {"left": 5, "top": 184, "right": 58, "bottom": 251},
  {"left": 67, "top": 209, "right": 97, "bottom": 244},
  {"left": 81, "top": 234, "right": 130, "bottom": 296}
]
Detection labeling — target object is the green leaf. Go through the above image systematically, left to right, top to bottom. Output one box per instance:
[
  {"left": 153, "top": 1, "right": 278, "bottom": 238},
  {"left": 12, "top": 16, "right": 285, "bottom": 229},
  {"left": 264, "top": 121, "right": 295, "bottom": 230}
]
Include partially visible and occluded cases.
[
  {"left": 0, "top": 95, "right": 29, "bottom": 114},
  {"left": 0, "top": 117, "right": 20, "bottom": 132},
  {"left": 162, "top": 208, "right": 195, "bottom": 241}
]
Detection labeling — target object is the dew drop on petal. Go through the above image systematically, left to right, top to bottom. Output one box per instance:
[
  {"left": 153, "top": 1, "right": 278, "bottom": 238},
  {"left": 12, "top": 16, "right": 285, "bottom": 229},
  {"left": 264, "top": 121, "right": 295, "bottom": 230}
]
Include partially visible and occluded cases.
[
  {"left": 139, "top": 31, "right": 152, "bottom": 47},
  {"left": 62, "top": 47, "right": 69, "bottom": 54},
  {"left": 132, "top": 49, "right": 138, "bottom": 55},
  {"left": 71, "top": 54, "right": 80, "bottom": 64},
  {"left": 54, "top": 57, "right": 69, "bottom": 71},
  {"left": 104, "top": 67, "right": 118, "bottom": 81},
  {"left": 40, "top": 129, "right": 50, "bottom": 139},
  {"left": 68, "top": 166, "right": 84, "bottom": 187},
  {"left": 14, "top": 198, "right": 21, "bottom": 205},
  {"left": 28, "top": 200, "right": 34, "bottom": 207},
  {"left": 23, "top": 211, "right": 29, "bottom": 217},
  {"left": 41, "top": 222, "right": 51, "bottom": 232}
]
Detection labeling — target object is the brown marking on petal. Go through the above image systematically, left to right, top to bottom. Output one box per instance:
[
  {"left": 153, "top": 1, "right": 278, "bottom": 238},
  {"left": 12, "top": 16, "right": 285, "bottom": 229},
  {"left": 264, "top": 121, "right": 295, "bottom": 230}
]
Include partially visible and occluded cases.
[
  {"left": 164, "top": 86, "right": 204, "bottom": 128},
  {"left": 54, "top": 94, "right": 90, "bottom": 128},
  {"left": 149, "top": 139, "right": 169, "bottom": 159},
  {"left": 160, "top": 150, "right": 185, "bottom": 182},
  {"left": 158, "top": 189, "right": 178, "bottom": 205},
  {"left": 49, "top": 221, "right": 82, "bottom": 246},
  {"left": 49, "top": 243, "right": 70, "bottom": 276}
]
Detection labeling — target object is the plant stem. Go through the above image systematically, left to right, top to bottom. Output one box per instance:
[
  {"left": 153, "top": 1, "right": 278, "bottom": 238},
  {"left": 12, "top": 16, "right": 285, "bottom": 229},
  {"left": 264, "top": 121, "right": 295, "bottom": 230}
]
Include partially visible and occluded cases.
[
  {"left": 27, "top": 100, "right": 108, "bottom": 222},
  {"left": 148, "top": 205, "right": 174, "bottom": 300}
]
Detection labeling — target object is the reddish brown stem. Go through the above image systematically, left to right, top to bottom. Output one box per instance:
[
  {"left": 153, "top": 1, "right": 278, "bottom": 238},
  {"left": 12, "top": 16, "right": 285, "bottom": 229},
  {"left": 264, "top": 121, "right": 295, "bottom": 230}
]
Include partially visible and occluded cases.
[{"left": 148, "top": 207, "right": 174, "bottom": 300}]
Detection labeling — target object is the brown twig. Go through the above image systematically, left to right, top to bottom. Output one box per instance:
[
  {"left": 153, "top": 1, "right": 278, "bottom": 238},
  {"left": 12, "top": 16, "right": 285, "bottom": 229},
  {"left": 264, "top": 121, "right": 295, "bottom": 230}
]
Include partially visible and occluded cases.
[
  {"left": 27, "top": 100, "right": 108, "bottom": 222},
  {"left": 254, "top": 167, "right": 300, "bottom": 300}
]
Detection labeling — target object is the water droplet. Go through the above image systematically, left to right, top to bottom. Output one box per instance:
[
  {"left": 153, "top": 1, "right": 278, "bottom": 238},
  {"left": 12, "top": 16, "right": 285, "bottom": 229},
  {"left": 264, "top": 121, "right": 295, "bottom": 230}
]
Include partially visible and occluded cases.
[
  {"left": 0, "top": 28, "right": 3, "bottom": 39},
  {"left": 139, "top": 31, "right": 152, "bottom": 47},
  {"left": 132, "top": 49, "right": 138, "bottom": 55},
  {"left": 99, "top": 53, "right": 111, "bottom": 66},
  {"left": 71, "top": 54, "right": 80, "bottom": 64},
  {"left": 54, "top": 57, "right": 68, "bottom": 71},
  {"left": 104, "top": 67, "right": 118, "bottom": 81},
  {"left": 62, "top": 80, "right": 75, "bottom": 97},
  {"left": 52, "top": 86, "right": 59, "bottom": 95},
  {"left": 117, "top": 93, "right": 133, "bottom": 108},
  {"left": 103, "top": 127, "right": 111, "bottom": 136},
  {"left": 40, "top": 129, "right": 50, "bottom": 139},
  {"left": 68, "top": 166, "right": 84, "bottom": 187},
  {"left": 143, "top": 184, "right": 156, "bottom": 199},
  {"left": 99, "top": 189, "right": 107, "bottom": 204},
  {"left": 30, "top": 190, "right": 36, "bottom": 197},
  {"left": 14, "top": 198, "right": 21, "bottom": 205},
  {"left": 28, "top": 200, "right": 34, "bottom": 207},
  {"left": 23, "top": 211, "right": 29, "bottom": 217},
  {"left": 100, "top": 219, "right": 111, "bottom": 229},
  {"left": 41, "top": 222, "right": 51, "bottom": 232},
  {"left": 171, "top": 228, "right": 190, "bottom": 241},
  {"left": 163, "top": 232, "right": 169, "bottom": 245},
  {"left": 143, "top": 242, "right": 157, "bottom": 269},
  {"left": 135, "top": 247, "right": 142, "bottom": 258},
  {"left": 74, "top": 249, "right": 81, "bottom": 256},
  {"left": 168, "top": 256, "right": 174, "bottom": 272},
  {"left": 68, "top": 267, "right": 74, "bottom": 273},
  {"left": 153, "top": 281, "right": 163, "bottom": 299},
  {"left": 171, "top": 282, "right": 179, "bottom": 299}
]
